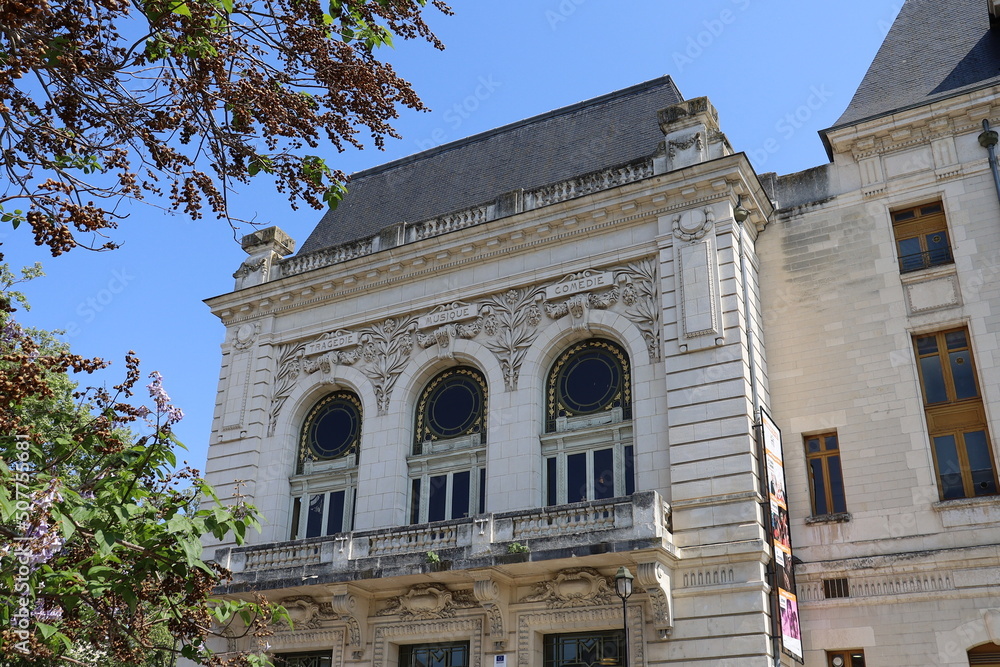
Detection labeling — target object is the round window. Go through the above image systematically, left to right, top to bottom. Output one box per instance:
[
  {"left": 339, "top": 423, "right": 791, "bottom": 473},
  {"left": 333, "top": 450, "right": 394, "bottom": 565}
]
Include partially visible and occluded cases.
[
  {"left": 547, "top": 339, "right": 631, "bottom": 430},
  {"left": 415, "top": 367, "right": 487, "bottom": 447},
  {"left": 301, "top": 392, "right": 362, "bottom": 464}
]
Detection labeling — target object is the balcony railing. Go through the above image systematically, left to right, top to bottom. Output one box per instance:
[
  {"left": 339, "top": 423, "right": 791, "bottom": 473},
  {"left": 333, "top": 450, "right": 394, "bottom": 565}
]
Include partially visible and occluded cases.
[{"left": 215, "top": 491, "right": 672, "bottom": 586}]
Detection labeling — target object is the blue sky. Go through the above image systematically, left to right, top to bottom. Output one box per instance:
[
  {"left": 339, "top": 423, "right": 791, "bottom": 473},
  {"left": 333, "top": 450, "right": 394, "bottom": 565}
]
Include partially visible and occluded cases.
[{"left": 6, "top": 0, "right": 903, "bottom": 477}]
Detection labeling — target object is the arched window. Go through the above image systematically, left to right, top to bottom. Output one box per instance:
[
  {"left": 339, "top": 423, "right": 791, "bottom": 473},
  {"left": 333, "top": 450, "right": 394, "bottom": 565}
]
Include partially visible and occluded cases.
[
  {"left": 546, "top": 338, "right": 632, "bottom": 433},
  {"left": 542, "top": 339, "right": 634, "bottom": 505},
  {"left": 414, "top": 366, "right": 488, "bottom": 453},
  {"left": 409, "top": 367, "right": 488, "bottom": 524},
  {"left": 289, "top": 391, "right": 362, "bottom": 539}
]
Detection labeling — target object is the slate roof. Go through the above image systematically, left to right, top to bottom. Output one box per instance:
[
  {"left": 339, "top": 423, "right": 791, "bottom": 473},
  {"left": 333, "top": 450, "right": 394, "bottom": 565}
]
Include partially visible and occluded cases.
[
  {"left": 828, "top": 0, "right": 1000, "bottom": 131},
  {"left": 299, "top": 76, "right": 683, "bottom": 254}
]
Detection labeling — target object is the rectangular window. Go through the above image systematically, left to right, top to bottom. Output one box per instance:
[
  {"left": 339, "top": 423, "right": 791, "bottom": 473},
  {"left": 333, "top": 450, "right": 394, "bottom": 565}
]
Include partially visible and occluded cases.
[
  {"left": 892, "top": 201, "right": 953, "bottom": 273},
  {"left": 914, "top": 328, "right": 999, "bottom": 500},
  {"left": 805, "top": 432, "right": 847, "bottom": 515},
  {"left": 544, "top": 443, "right": 635, "bottom": 506},
  {"left": 409, "top": 466, "right": 486, "bottom": 524},
  {"left": 291, "top": 488, "right": 356, "bottom": 540},
  {"left": 823, "top": 577, "right": 850, "bottom": 599},
  {"left": 544, "top": 631, "right": 624, "bottom": 667},
  {"left": 399, "top": 642, "right": 469, "bottom": 667},
  {"left": 827, "top": 649, "right": 866, "bottom": 667},
  {"left": 274, "top": 651, "right": 333, "bottom": 667}
]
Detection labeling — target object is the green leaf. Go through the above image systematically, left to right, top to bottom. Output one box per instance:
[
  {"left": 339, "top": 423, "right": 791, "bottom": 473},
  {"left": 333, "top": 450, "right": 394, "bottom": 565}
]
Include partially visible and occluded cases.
[
  {"left": 221, "top": 0, "right": 233, "bottom": 12},
  {"left": 171, "top": 1, "right": 192, "bottom": 16},
  {"left": 94, "top": 529, "right": 121, "bottom": 556},
  {"left": 35, "top": 621, "right": 60, "bottom": 639}
]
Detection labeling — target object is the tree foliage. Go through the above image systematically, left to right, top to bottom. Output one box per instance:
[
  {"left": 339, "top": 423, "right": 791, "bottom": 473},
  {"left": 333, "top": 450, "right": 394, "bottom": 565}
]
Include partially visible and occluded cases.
[
  {"left": 0, "top": 0, "right": 450, "bottom": 256},
  {"left": 0, "top": 264, "right": 284, "bottom": 666}
]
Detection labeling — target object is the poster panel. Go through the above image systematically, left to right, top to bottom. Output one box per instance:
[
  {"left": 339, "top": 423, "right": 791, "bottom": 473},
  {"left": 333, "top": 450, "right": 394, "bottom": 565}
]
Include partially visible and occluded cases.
[{"left": 760, "top": 408, "right": 803, "bottom": 663}]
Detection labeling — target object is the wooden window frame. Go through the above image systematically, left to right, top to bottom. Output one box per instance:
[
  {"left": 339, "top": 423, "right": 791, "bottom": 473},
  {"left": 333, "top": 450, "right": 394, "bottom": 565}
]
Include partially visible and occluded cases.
[
  {"left": 891, "top": 201, "right": 953, "bottom": 273},
  {"left": 913, "top": 328, "right": 999, "bottom": 500},
  {"left": 804, "top": 432, "right": 847, "bottom": 516},
  {"left": 827, "top": 649, "right": 866, "bottom": 667}
]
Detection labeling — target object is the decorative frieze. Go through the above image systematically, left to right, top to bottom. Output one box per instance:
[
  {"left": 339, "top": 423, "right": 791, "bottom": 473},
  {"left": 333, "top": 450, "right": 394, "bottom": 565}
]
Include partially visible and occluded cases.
[{"left": 265, "top": 259, "right": 660, "bottom": 428}]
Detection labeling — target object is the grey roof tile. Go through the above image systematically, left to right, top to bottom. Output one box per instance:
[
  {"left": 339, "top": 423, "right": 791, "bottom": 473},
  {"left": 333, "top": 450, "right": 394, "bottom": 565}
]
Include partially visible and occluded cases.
[
  {"left": 829, "top": 0, "right": 1000, "bottom": 130},
  {"left": 299, "top": 76, "right": 683, "bottom": 254}
]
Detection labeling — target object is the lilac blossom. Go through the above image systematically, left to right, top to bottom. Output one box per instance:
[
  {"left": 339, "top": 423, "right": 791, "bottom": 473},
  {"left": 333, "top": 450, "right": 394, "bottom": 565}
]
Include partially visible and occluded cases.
[{"left": 145, "top": 371, "right": 184, "bottom": 426}]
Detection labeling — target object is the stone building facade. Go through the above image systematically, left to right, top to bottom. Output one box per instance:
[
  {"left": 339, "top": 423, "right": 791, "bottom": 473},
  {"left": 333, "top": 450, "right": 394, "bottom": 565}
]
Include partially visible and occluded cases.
[{"left": 200, "top": 1, "right": 1000, "bottom": 665}]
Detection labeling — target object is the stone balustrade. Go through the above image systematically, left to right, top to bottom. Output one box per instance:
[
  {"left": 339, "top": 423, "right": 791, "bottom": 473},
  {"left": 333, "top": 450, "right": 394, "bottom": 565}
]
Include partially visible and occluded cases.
[
  {"left": 275, "top": 158, "right": 654, "bottom": 279},
  {"left": 216, "top": 491, "right": 672, "bottom": 586}
]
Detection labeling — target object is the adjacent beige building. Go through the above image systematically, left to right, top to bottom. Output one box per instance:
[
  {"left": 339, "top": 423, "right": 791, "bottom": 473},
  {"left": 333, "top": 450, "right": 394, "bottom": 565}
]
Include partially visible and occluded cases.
[{"left": 199, "top": 1, "right": 1000, "bottom": 665}]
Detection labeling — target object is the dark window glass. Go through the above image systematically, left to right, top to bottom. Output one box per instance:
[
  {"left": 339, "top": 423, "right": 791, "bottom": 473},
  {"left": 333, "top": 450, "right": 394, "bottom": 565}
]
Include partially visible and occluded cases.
[
  {"left": 892, "top": 202, "right": 952, "bottom": 273},
  {"left": 926, "top": 231, "right": 952, "bottom": 265},
  {"left": 897, "top": 237, "right": 924, "bottom": 272},
  {"left": 915, "top": 329, "right": 998, "bottom": 500},
  {"left": 546, "top": 339, "right": 631, "bottom": 431},
  {"left": 950, "top": 350, "right": 978, "bottom": 399},
  {"left": 560, "top": 351, "right": 620, "bottom": 414},
  {"left": 919, "top": 355, "right": 947, "bottom": 403},
  {"left": 415, "top": 367, "right": 487, "bottom": 450},
  {"left": 300, "top": 392, "right": 362, "bottom": 469},
  {"left": 965, "top": 430, "right": 998, "bottom": 496},
  {"left": 806, "top": 432, "right": 846, "bottom": 515},
  {"left": 933, "top": 435, "right": 963, "bottom": 500},
  {"left": 625, "top": 445, "right": 635, "bottom": 496},
  {"left": 593, "top": 448, "right": 614, "bottom": 500},
  {"left": 567, "top": 452, "right": 587, "bottom": 503},
  {"left": 827, "top": 456, "right": 846, "bottom": 513},
  {"left": 546, "top": 457, "right": 558, "bottom": 506},
  {"left": 809, "top": 458, "right": 829, "bottom": 515},
  {"left": 479, "top": 468, "right": 486, "bottom": 515},
  {"left": 451, "top": 470, "right": 470, "bottom": 519},
  {"left": 428, "top": 474, "right": 448, "bottom": 522},
  {"left": 410, "top": 479, "right": 421, "bottom": 524},
  {"left": 351, "top": 488, "right": 357, "bottom": 531},
  {"left": 326, "top": 490, "right": 345, "bottom": 535},
  {"left": 306, "top": 494, "right": 325, "bottom": 538},
  {"left": 290, "top": 497, "right": 302, "bottom": 540},
  {"left": 544, "top": 631, "right": 623, "bottom": 667},
  {"left": 400, "top": 643, "right": 469, "bottom": 667},
  {"left": 274, "top": 652, "right": 332, "bottom": 667}
]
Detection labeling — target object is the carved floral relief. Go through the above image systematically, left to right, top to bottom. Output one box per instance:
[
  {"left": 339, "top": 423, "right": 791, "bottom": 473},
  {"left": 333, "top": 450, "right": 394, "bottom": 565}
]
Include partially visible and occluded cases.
[{"left": 266, "top": 259, "right": 660, "bottom": 429}]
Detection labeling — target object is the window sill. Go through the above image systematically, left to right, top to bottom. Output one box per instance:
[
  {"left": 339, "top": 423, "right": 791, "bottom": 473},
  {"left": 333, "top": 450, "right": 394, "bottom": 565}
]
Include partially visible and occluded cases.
[
  {"left": 932, "top": 494, "right": 1000, "bottom": 527},
  {"left": 804, "top": 512, "right": 851, "bottom": 525}
]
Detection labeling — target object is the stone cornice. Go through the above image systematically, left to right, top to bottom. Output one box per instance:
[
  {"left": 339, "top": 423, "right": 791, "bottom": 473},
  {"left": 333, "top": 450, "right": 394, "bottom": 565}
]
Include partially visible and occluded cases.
[
  {"left": 825, "top": 84, "right": 1000, "bottom": 159},
  {"left": 207, "top": 156, "right": 767, "bottom": 325}
]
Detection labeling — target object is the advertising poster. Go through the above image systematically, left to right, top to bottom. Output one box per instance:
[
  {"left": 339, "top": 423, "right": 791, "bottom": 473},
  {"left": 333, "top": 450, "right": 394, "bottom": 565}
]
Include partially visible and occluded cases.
[{"left": 760, "top": 408, "right": 803, "bottom": 663}]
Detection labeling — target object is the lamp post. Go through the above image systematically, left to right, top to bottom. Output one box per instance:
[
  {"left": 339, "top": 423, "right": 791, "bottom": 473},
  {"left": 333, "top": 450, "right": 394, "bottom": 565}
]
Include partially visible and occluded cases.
[{"left": 614, "top": 566, "right": 634, "bottom": 667}]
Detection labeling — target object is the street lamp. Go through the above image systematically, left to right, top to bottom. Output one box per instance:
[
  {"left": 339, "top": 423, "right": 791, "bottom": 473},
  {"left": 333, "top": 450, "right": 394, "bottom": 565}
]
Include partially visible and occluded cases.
[{"left": 614, "top": 566, "right": 634, "bottom": 667}]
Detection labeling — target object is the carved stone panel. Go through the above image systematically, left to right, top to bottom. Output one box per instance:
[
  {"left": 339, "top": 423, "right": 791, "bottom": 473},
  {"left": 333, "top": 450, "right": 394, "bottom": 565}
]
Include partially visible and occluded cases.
[
  {"left": 672, "top": 208, "right": 724, "bottom": 352},
  {"left": 519, "top": 568, "right": 614, "bottom": 608}
]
